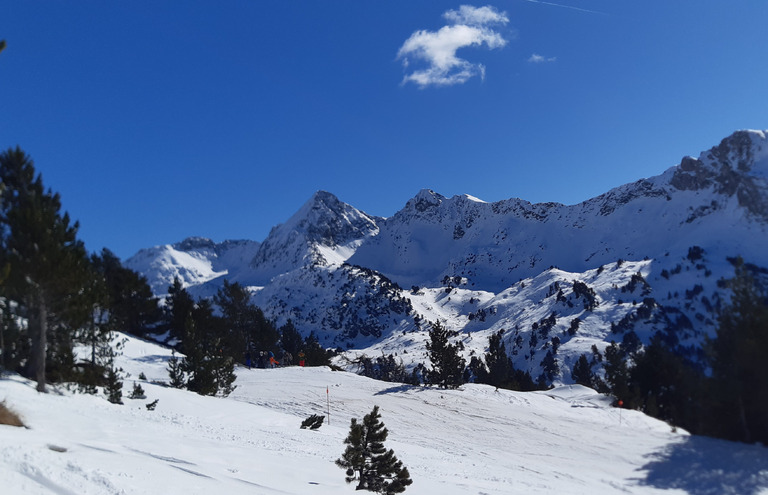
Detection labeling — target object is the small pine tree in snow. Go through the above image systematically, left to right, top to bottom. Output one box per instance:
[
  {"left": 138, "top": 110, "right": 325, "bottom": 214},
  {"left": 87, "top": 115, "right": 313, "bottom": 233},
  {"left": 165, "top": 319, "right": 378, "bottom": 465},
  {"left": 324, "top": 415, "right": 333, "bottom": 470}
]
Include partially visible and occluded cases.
[
  {"left": 425, "top": 321, "right": 465, "bottom": 389},
  {"left": 167, "top": 350, "right": 186, "bottom": 388},
  {"left": 104, "top": 366, "right": 123, "bottom": 405},
  {"left": 128, "top": 381, "right": 146, "bottom": 399},
  {"left": 336, "top": 405, "right": 412, "bottom": 494}
]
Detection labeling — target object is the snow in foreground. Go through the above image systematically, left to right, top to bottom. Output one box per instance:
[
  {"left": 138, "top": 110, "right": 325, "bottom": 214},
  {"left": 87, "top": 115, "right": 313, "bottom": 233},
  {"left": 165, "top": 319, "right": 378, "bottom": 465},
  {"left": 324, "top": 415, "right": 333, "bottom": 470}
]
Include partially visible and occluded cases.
[{"left": 1, "top": 334, "right": 767, "bottom": 494}]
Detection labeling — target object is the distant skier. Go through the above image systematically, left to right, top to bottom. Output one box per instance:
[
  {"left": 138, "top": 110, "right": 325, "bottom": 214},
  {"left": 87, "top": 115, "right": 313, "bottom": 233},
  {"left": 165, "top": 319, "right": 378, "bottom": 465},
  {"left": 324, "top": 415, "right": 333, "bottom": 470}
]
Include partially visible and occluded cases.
[
  {"left": 298, "top": 350, "right": 306, "bottom": 367},
  {"left": 245, "top": 351, "right": 252, "bottom": 369}
]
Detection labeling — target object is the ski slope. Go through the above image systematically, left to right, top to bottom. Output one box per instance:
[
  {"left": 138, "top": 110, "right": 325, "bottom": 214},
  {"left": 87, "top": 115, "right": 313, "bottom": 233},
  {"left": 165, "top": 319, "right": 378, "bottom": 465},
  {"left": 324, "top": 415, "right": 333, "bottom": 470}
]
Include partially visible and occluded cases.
[{"left": 1, "top": 334, "right": 767, "bottom": 494}]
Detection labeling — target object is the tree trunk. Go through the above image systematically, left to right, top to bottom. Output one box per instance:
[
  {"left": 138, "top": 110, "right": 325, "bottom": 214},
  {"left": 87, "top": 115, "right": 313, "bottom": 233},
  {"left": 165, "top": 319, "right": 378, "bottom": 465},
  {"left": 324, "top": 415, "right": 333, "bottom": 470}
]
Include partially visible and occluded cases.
[{"left": 27, "top": 293, "right": 48, "bottom": 393}]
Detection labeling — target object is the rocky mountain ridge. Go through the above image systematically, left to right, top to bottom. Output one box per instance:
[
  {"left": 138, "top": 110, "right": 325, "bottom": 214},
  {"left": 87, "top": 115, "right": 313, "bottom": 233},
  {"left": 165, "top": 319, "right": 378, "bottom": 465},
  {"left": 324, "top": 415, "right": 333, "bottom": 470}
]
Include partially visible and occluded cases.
[{"left": 125, "top": 130, "right": 768, "bottom": 384}]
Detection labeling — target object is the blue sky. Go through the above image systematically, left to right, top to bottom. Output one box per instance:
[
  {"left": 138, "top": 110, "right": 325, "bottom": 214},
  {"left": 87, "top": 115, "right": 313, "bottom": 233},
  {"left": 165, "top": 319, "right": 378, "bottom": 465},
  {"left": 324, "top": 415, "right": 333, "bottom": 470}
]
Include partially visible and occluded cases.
[{"left": 2, "top": 1, "right": 767, "bottom": 260}]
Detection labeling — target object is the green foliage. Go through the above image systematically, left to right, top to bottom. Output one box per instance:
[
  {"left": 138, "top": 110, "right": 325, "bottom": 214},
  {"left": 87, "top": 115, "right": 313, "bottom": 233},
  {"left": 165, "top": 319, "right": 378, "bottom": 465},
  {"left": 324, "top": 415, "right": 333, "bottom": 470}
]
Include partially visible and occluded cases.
[
  {"left": 0, "top": 148, "right": 90, "bottom": 392},
  {"left": 91, "top": 248, "right": 159, "bottom": 337},
  {"left": 598, "top": 260, "right": 768, "bottom": 444},
  {"left": 707, "top": 260, "right": 768, "bottom": 444},
  {"left": 165, "top": 277, "right": 195, "bottom": 348},
  {"left": 214, "top": 280, "right": 276, "bottom": 358},
  {"left": 167, "top": 300, "right": 237, "bottom": 397},
  {"left": 279, "top": 319, "right": 303, "bottom": 356},
  {"left": 425, "top": 321, "right": 465, "bottom": 389},
  {"left": 483, "top": 330, "right": 511, "bottom": 388},
  {"left": 302, "top": 331, "right": 331, "bottom": 367},
  {"left": 167, "top": 350, "right": 186, "bottom": 388},
  {"left": 358, "top": 354, "right": 416, "bottom": 385},
  {"left": 571, "top": 354, "right": 596, "bottom": 388},
  {"left": 104, "top": 366, "right": 123, "bottom": 405},
  {"left": 128, "top": 381, "right": 146, "bottom": 400},
  {"left": 336, "top": 406, "right": 412, "bottom": 494},
  {"left": 300, "top": 414, "right": 325, "bottom": 430}
]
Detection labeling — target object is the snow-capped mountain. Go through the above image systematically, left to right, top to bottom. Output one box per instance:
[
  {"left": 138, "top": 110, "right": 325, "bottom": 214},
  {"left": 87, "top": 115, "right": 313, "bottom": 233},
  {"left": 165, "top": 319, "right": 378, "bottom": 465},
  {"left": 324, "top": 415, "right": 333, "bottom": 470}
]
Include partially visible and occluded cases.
[
  {"left": 127, "top": 130, "right": 768, "bottom": 383},
  {"left": 245, "top": 190, "right": 382, "bottom": 285},
  {"left": 125, "top": 237, "right": 261, "bottom": 295}
]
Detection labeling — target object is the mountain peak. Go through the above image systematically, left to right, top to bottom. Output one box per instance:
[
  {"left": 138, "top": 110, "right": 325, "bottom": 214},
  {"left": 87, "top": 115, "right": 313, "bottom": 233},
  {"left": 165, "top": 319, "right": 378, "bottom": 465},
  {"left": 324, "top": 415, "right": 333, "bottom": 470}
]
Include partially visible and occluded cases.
[
  {"left": 669, "top": 129, "right": 768, "bottom": 220},
  {"left": 247, "top": 191, "right": 382, "bottom": 282},
  {"left": 173, "top": 236, "right": 217, "bottom": 252}
]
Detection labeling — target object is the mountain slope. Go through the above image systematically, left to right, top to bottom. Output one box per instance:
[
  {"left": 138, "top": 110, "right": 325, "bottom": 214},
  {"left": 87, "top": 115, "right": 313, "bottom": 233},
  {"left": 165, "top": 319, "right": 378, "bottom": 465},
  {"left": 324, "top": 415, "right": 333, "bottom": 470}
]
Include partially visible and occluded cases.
[
  {"left": 127, "top": 130, "right": 768, "bottom": 383},
  {"left": 3, "top": 333, "right": 767, "bottom": 494}
]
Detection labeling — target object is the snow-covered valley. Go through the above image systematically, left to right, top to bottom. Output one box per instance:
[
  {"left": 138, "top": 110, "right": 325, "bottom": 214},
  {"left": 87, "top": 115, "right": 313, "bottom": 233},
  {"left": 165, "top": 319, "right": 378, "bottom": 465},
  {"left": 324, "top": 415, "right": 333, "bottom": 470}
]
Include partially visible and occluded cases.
[{"left": 2, "top": 334, "right": 767, "bottom": 494}]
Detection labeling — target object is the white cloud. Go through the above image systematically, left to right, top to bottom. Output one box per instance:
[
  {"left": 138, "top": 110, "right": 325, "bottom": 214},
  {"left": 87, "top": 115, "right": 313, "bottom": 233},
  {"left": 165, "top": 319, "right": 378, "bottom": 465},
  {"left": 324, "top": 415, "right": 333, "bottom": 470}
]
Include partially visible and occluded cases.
[
  {"left": 398, "top": 5, "right": 509, "bottom": 88},
  {"left": 443, "top": 5, "right": 509, "bottom": 26},
  {"left": 528, "top": 53, "right": 557, "bottom": 63}
]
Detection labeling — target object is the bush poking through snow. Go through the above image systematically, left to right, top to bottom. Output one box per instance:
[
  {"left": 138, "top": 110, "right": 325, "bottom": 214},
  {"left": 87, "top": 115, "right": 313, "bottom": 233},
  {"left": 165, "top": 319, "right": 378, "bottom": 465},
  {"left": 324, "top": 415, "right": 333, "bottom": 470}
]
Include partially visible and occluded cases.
[
  {"left": 128, "top": 381, "right": 146, "bottom": 400},
  {"left": 0, "top": 400, "right": 24, "bottom": 427},
  {"left": 300, "top": 414, "right": 325, "bottom": 430}
]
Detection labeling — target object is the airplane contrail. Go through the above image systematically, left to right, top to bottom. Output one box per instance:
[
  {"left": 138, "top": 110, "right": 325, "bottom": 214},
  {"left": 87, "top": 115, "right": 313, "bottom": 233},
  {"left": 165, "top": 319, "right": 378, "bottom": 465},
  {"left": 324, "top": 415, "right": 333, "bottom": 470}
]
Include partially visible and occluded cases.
[{"left": 519, "top": 0, "right": 608, "bottom": 15}]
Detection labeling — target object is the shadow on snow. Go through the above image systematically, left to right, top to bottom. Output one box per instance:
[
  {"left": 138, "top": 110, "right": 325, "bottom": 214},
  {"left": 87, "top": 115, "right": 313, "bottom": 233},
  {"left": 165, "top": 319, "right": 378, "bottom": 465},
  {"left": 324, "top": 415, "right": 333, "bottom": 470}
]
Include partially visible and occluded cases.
[{"left": 634, "top": 435, "right": 768, "bottom": 495}]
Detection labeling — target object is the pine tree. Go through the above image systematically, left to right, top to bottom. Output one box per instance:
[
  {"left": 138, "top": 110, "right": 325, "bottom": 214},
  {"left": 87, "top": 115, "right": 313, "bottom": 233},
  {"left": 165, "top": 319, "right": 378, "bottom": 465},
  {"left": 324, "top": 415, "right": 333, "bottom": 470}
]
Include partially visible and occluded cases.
[
  {"left": 0, "top": 148, "right": 90, "bottom": 392},
  {"left": 91, "top": 248, "right": 159, "bottom": 338},
  {"left": 707, "top": 260, "right": 768, "bottom": 444},
  {"left": 165, "top": 277, "right": 195, "bottom": 349},
  {"left": 214, "top": 280, "right": 262, "bottom": 358},
  {"left": 177, "top": 299, "right": 237, "bottom": 397},
  {"left": 279, "top": 319, "right": 303, "bottom": 357},
  {"left": 425, "top": 321, "right": 465, "bottom": 388},
  {"left": 484, "top": 330, "right": 511, "bottom": 388},
  {"left": 303, "top": 331, "right": 330, "bottom": 366},
  {"left": 102, "top": 335, "right": 124, "bottom": 404},
  {"left": 167, "top": 350, "right": 186, "bottom": 388},
  {"left": 571, "top": 354, "right": 595, "bottom": 388},
  {"left": 128, "top": 381, "right": 146, "bottom": 399},
  {"left": 336, "top": 405, "right": 412, "bottom": 494}
]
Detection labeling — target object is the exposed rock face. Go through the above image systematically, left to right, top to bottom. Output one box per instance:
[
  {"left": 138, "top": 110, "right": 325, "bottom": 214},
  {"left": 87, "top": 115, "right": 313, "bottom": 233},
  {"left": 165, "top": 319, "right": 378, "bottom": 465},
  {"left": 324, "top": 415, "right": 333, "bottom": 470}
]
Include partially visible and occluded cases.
[{"left": 129, "top": 130, "right": 768, "bottom": 384}]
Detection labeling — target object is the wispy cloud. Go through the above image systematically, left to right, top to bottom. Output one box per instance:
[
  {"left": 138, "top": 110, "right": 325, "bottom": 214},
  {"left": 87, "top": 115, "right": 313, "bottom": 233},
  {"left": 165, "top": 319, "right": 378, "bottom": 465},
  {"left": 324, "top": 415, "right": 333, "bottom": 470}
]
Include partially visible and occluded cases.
[
  {"left": 519, "top": 0, "right": 607, "bottom": 15},
  {"left": 397, "top": 5, "right": 509, "bottom": 88},
  {"left": 528, "top": 53, "right": 556, "bottom": 63}
]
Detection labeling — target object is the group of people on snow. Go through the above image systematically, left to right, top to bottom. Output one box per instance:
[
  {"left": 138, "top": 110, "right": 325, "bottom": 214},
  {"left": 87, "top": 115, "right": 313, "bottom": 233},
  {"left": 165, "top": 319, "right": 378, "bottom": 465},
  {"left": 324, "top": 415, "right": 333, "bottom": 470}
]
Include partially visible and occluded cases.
[{"left": 245, "top": 350, "right": 306, "bottom": 369}]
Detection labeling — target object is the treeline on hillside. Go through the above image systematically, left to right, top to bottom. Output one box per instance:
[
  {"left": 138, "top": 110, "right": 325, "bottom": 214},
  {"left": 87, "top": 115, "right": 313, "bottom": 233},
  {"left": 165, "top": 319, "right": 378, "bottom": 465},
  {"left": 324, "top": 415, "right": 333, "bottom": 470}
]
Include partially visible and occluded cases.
[
  {"left": 0, "top": 148, "right": 330, "bottom": 399},
  {"left": 587, "top": 259, "right": 768, "bottom": 445},
  {"left": 357, "top": 262, "right": 767, "bottom": 447},
  {"left": 163, "top": 277, "right": 332, "bottom": 396},
  {"left": 355, "top": 321, "right": 548, "bottom": 392}
]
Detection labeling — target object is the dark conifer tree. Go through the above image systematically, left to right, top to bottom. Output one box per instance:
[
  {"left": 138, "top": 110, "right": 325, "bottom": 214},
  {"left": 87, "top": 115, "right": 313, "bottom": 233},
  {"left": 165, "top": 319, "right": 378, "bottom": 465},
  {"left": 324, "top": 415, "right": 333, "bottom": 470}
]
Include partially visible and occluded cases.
[
  {"left": 0, "top": 148, "right": 90, "bottom": 392},
  {"left": 91, "top": 248, "right": 159, "bottom": 337},
  {"left": 707, "top": 260, "right": 768, "bottom": 444},
  {"left": 165, "top": 277, "right": 195, "bottom": 349},
  {"left": 214, "top": 280, "right": 262, "bottom": 358},
  {"left": 176, "top": 299, "right": 236, "bottom": 397},
  {"left": 279, "top": 319, "right": 303, "bottom": 357},
  {"left": 425, "top": 321, "right": 465, "bottom": 388},
  {"left": 484, "top": 330, "right": 511, "bottom": 388},
  {"left": 303, "top": 331, "right": 331, "bottom": 366},
  {"left": 603, "top": 342, "right": 631, "bottom": 405},
  {"left": 167, "top": 350, "right": 186, "bottom": 388},
  {"left": 571, "top": 354, "right": 595, "bottom": 388},
  {"left": 336, "top": 405, "right": 412, "bottom": 494}
]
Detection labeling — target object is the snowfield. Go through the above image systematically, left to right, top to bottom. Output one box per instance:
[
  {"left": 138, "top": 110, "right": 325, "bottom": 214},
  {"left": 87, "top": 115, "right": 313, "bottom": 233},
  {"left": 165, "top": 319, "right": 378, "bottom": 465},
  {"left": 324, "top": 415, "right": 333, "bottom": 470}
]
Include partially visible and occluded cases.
[{"left": 1, "top": 334, "right": 767, "bottom": 495}]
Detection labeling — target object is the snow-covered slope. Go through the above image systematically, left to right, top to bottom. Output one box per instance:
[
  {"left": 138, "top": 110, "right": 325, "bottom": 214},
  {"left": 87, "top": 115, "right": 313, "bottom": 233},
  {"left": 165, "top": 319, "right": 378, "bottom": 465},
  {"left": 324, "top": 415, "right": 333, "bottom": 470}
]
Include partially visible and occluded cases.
[
  {"left": 126, "top": 130, "right": 768, "bottom": 383},
  {"left": 125, "top": 237, "right": 261, "bottom": 295},
  {"left": 2, "top": 333, "right": 767, "bottom": 494}
]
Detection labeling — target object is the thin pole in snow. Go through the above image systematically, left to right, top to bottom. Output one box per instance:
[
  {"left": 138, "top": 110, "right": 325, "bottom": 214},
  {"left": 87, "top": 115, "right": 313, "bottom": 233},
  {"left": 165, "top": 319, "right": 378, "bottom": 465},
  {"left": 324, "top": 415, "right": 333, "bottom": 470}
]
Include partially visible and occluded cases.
[
  {"left": 326, "top": 386, "right": 330, "bottom": 425},
  {"left": 618, "top": 400, "right": 623, "bottom": 425}
]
